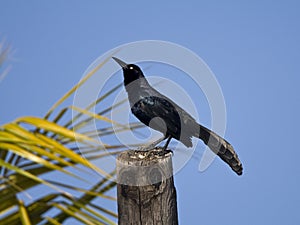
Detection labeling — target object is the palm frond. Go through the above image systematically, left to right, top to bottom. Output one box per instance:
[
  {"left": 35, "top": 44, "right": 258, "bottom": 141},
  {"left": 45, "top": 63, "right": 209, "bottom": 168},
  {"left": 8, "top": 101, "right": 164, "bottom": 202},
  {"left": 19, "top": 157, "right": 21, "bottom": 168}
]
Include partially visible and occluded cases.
[
  {"left": 0, "top": 40, "right": 12, "bottom": 83},
  {"left": 0, "top": 53, "right": 145, "bottom": 224}
]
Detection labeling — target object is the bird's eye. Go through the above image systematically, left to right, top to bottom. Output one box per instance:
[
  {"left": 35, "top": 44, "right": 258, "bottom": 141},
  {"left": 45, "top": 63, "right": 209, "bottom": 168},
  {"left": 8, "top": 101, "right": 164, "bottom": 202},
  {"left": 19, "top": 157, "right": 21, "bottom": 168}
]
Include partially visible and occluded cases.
[{"left": 129, "top": 66, "right": 134, "bottom": 70}]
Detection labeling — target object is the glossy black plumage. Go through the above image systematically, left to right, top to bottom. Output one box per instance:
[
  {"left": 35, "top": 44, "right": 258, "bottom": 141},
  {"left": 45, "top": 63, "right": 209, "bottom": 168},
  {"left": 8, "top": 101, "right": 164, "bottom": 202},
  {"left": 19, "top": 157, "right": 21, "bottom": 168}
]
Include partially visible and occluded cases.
[{"left": 113, "top": 57, "right": 243, "bottom": 175}]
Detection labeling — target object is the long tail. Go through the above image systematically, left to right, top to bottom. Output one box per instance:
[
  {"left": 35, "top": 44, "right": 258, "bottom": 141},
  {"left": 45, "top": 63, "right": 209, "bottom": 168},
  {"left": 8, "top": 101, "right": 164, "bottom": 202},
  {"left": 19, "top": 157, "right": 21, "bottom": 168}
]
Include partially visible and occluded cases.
[{"left": 197, "top": 124, "right": 243, "bottom": 175}]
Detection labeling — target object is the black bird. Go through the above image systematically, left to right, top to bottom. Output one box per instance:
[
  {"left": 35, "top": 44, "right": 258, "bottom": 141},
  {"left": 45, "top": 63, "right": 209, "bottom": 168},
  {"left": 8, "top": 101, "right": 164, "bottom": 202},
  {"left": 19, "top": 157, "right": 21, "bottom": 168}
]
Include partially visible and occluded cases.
[{"left": 113, "top": 57, "right": 243, "bottom": 175}]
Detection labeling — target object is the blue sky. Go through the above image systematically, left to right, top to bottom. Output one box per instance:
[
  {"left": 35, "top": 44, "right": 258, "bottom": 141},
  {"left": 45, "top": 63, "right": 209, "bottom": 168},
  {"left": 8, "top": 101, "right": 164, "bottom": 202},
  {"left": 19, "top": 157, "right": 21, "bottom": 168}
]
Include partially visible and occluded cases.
[{"left": 1, "top": 1, "right": 300, "bottom": 224}]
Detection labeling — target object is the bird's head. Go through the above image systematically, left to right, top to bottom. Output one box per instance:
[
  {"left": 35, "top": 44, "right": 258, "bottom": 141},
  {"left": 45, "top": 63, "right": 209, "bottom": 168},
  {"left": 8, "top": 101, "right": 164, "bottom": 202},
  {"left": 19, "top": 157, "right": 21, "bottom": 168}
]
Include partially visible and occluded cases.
[{"left": 112, "top": 57, "right": 145, "bottom": 86}]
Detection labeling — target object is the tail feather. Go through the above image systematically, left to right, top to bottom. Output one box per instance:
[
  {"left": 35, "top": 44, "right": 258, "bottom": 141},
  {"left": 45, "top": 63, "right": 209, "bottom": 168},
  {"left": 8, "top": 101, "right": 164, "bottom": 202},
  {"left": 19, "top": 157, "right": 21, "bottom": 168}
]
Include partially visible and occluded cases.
[{"left": 197, "top": 124, "right": 243, "bottom": 175}]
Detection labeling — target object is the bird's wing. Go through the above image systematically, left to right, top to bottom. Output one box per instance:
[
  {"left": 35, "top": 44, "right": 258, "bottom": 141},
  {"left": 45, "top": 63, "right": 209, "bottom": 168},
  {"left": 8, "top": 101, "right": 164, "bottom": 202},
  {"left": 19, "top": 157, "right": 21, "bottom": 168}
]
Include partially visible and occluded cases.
[
  {"left": 132, "top": 94, "right": 197, "bottom": 147},
  {"left": 135, "top": 95, "right": 182, "bottom": 133}
]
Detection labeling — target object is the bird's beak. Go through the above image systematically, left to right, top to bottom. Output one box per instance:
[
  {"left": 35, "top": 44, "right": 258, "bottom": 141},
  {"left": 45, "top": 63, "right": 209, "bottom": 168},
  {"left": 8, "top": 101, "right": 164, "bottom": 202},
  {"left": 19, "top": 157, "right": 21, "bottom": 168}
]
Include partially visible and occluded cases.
[{"left": 112, "top": 57, "right": 128, "bottom": 69}]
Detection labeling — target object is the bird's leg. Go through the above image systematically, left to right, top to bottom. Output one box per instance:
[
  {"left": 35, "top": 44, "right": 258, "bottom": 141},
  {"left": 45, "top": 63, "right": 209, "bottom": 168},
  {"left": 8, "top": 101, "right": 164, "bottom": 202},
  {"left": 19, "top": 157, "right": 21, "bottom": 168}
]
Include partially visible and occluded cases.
[
  {"left": 162, "top": 135, "right": 172, "bottom": 151},
  {"left": 140, "top": 136, "right": 166, "bottom": 151}
]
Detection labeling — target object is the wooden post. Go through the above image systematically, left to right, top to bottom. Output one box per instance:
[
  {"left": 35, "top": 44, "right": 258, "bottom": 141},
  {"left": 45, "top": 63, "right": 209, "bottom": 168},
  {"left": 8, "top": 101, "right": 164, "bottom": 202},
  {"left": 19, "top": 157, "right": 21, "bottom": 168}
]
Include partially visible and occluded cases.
[{"left": 116, "top": 148, "right": 178, "bottom": 225}]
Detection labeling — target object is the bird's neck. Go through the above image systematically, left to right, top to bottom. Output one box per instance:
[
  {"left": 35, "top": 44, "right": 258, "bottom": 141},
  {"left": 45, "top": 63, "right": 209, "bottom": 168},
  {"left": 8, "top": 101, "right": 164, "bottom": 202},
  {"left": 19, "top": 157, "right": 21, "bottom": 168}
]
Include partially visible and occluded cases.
[
  {"left": 124, "top": 73, "right": 147, "bottom": 86},
  {"left": 124, "top": 76, "right": 150, "bottom": 89},
  {"left": 124, "top": 77, "right": 151, "bottom": 105}
]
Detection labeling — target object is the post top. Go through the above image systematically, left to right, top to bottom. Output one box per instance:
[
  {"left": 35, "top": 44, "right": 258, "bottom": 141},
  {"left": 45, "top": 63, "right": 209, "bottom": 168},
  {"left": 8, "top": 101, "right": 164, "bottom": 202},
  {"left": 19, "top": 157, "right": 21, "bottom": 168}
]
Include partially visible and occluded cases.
[{"left": 117, "top": 147, "right": 173, "bottom": 163}]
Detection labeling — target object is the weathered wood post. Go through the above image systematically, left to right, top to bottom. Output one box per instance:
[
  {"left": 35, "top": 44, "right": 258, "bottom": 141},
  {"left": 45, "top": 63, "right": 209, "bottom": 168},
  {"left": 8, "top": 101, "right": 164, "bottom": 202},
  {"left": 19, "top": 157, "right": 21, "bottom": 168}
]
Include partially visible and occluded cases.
[{"left": 116, "top": 147, "right": 178, "bottom": 225}]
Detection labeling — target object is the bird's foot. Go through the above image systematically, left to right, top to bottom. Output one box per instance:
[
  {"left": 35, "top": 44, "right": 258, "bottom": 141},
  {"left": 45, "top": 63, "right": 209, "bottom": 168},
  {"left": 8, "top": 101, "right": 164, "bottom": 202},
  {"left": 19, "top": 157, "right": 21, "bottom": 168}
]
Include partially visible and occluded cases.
[
  {"left": 137, "top": 136, "right": 166, "bottom": 151},
  {"left": 138, "top": 143, "right": 157, "bottom": 151}
]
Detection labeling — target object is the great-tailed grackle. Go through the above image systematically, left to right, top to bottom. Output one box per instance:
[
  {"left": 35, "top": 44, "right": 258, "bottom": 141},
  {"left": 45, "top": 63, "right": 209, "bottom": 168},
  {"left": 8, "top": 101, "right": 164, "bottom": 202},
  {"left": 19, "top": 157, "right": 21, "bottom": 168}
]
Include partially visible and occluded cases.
[{"left": 113, "top": 57, "right": 243, "bottom": 175}]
